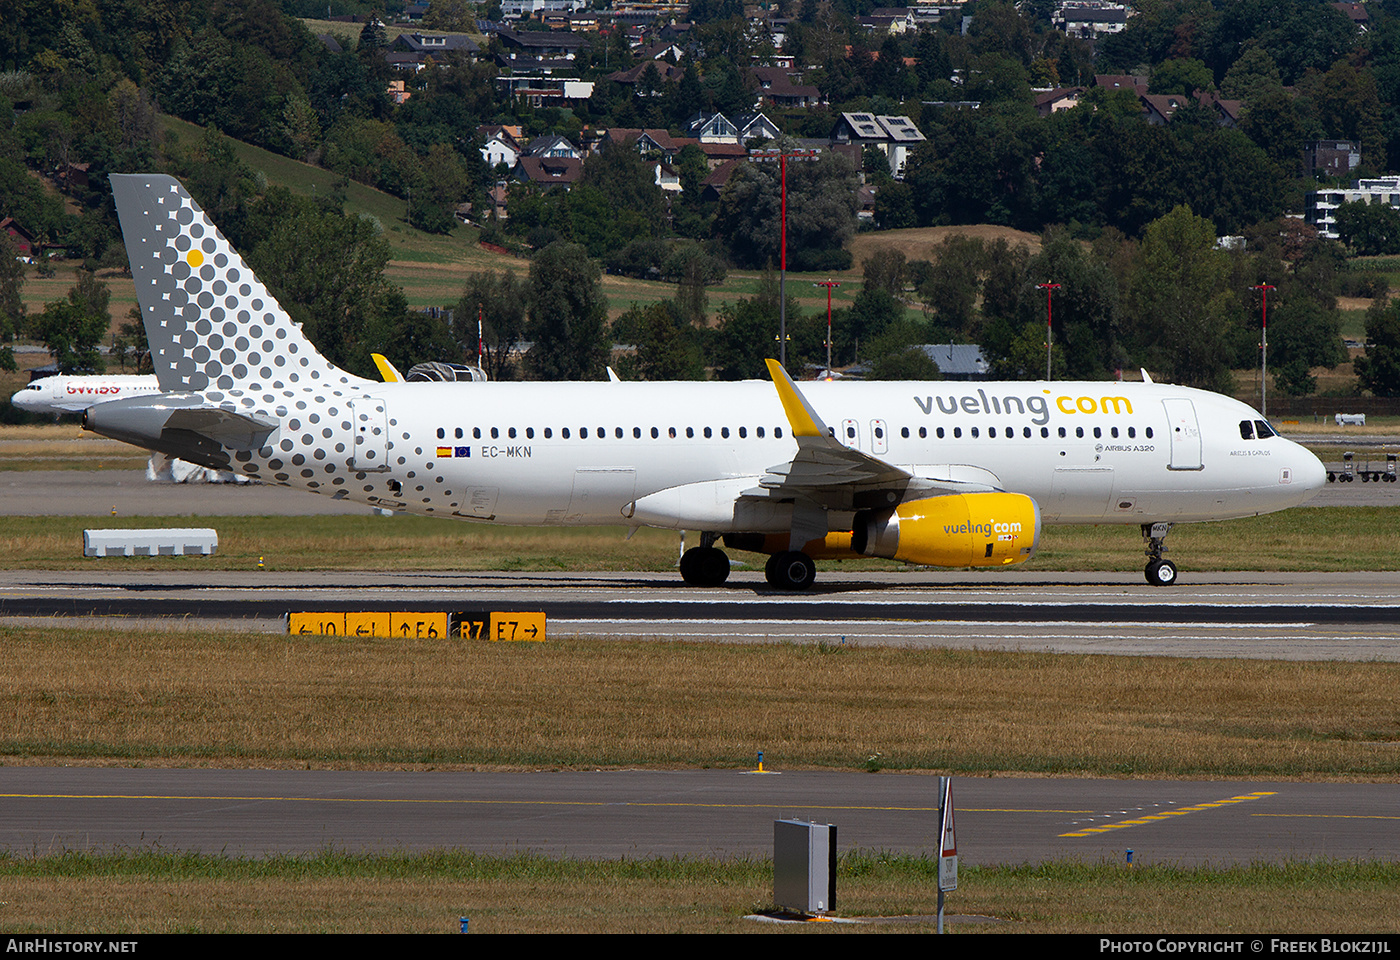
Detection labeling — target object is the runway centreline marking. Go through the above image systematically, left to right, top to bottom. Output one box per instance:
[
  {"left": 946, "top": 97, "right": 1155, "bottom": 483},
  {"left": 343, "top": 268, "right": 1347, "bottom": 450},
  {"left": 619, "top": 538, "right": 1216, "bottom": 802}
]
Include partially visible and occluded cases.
[
  {"left": 1059, "top": 791, "right": 1277, "bottom": 838},
  {"left": 0, "top": 793, "right": 1090, "bottom": 814}
]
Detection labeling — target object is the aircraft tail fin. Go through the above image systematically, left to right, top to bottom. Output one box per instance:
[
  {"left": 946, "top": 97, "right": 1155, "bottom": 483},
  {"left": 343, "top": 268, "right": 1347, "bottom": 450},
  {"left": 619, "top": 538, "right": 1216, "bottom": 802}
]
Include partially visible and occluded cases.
[{"left": 109, "top": 173, "right": 369, "bottom": 395}]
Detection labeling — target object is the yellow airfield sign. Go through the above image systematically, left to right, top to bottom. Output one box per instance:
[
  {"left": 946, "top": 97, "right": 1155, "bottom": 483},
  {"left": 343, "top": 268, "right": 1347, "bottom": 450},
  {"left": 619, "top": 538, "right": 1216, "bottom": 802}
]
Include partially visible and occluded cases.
[{"left": 288, "top": 611, "right": 546, "bottom": 641}]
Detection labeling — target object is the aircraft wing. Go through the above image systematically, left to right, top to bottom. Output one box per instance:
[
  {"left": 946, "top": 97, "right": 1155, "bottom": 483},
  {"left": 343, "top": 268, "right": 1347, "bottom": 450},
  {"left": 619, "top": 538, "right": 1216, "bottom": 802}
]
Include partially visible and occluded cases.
[{"left": 754, "top": 359, "right": 1003, "bottom": 511}]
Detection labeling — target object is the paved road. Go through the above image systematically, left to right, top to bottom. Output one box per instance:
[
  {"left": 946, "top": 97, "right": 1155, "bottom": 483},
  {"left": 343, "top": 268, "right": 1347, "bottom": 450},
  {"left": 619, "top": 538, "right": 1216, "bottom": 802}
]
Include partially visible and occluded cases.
[{"left": 2, "top": 767, "right": 1393, "bottom": 865}]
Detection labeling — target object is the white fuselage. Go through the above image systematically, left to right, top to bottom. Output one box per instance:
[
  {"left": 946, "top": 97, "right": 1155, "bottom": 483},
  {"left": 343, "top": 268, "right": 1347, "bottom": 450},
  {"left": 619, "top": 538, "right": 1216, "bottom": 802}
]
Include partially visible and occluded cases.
[
  {"left": 12, "top": 375, "right": 161, "bottom": 415},
  {"left": 286, "top": 377, "right": 1323, "bottom": 529}
]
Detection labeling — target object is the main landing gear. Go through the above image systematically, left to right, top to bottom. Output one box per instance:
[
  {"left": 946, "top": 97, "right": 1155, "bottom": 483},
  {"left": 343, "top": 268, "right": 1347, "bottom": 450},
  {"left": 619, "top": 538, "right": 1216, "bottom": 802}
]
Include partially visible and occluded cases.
[
  {"left": 1141, "top": 521, "right": 1177, "bottom": 586},
  {"left": 679, "top": 532, "right": 730, "bottom": 587},
  {"left": 765, "top": 550, "right": 816, "bottom": 591}
]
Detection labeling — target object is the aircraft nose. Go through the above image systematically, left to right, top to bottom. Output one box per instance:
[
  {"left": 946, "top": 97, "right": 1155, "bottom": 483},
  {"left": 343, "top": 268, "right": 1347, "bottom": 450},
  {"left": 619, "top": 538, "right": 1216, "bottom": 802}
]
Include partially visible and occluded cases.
[{"left": 1295, "top": 444, "right": 1327, "bottom": 499}]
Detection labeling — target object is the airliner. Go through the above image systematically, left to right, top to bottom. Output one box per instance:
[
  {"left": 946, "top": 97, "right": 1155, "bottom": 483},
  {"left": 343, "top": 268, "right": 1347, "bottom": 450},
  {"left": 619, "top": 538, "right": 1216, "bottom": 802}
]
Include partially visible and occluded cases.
[
  {"left": 86, "top": 173, "right": 1327, "bottom": 588},
  {"left": 12, "top": 374, "right": 160, "bottom": 414}
]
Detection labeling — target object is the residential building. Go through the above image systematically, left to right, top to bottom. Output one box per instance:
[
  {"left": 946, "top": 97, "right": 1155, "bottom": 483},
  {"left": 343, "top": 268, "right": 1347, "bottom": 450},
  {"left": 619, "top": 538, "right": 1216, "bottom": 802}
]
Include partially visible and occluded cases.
[
  {"left": 1054, "top": 2, "right": 1130, "bottom": 39},
  {"left": 829, "top": 112, "right": 926, "bottom": 178},
  {"left": 1304, "top": 140, "right": 1361, "bottom": 180},
  {"left": 1306, "top": 177, "right": 1400, "bottom": 239}
]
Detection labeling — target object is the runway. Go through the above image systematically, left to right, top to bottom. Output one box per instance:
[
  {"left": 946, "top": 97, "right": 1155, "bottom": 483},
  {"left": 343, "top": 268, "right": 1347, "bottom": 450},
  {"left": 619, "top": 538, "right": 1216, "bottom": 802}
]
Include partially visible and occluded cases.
[
  {"left": 1, "top": 470, "right": 1397, "bottom": 871},
  {"left": 1, "top": 569, "right": 1397, "bottom": 661},
  {"left": 3, "top": 768, "right": 1395, "bottom": 866}
]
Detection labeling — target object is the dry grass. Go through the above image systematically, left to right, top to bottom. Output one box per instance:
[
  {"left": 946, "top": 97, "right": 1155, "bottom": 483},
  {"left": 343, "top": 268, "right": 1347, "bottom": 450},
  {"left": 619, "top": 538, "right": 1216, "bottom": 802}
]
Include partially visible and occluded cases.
[
  {"left": 849, "top": 226, "right": 1042, "bottom": 273},
  {"left": 0, "top": 434, "right": 149, "bottom": 471},
  {"left": 3, "top": 629, "right": 1397, "bottom": 777},
  {"left": 1, "top": 852, "right": 1396, "bottom": 933}
]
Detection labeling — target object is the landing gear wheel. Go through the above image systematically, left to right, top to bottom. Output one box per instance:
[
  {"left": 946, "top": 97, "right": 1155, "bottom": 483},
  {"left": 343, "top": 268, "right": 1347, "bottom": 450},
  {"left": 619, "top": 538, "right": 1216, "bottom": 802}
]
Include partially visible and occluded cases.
[
  {"left": 1141, "top": 522, "right": 1177, "bottom": 587},
  {"left": 679, "top": 546, "right": 730, "bottom": 586},
  {"left": 765, "top": 550, "right": 816, "bottom": 590},
  {"left": 1145, "top": 558, "right": 1178, "bottom": 586}
]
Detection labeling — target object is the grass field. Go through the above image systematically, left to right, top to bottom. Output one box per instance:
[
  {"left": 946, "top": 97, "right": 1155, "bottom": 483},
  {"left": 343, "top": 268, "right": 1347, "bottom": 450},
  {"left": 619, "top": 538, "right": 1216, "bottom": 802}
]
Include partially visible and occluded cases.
[
  {"left": 0, "top": 503, "right": 1394, "bottom": 572},
  {"left": 4, "top": 629, "right": 1398, "bottom": 776},
  {"left": 1, "top": 852, "right": 1395, "bottom": 933}
]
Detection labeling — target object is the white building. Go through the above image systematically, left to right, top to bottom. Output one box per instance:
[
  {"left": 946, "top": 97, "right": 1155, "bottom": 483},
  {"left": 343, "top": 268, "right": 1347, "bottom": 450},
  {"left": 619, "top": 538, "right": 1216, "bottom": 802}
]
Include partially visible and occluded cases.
[{"left": 1306, "top": 177, "right": 1400, "bottom": 240}]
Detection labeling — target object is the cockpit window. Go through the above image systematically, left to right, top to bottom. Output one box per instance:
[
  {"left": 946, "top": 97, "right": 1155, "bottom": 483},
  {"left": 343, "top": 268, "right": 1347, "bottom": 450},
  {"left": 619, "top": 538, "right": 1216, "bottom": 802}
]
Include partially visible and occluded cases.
[
  {"left": 1239, "top": 420, "right": 1255, "bottom": 440},
  {"left": 1254, "top": 420, "right": 1275, "bottom": 438}
]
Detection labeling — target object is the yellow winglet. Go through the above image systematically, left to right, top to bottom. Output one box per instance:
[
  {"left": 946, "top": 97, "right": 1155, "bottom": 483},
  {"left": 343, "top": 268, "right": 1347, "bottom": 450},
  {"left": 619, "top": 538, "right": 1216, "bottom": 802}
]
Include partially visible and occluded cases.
[
  {"left": 372, "top": 353, "right": 402, "bottom": 382},
  {"left": 766, "top": 358, "right": 829, "bottom": 439}
]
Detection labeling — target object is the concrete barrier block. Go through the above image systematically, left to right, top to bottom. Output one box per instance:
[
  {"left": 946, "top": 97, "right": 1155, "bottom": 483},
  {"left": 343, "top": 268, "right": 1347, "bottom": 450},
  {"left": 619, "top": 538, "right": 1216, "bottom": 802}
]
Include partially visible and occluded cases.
[{"left": 83, "top": 528, "right": 218, "bottom": 558}]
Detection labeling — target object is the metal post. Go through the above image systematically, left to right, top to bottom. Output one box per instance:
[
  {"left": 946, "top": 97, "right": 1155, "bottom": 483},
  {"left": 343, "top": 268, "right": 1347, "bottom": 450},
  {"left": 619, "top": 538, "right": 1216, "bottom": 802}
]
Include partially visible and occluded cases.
[
  {"left": 752, "top": 147, "right": 820, "bottom": 370},
  {"left": 814, "top": 279, "right": 840, "bottom": 375},
  {"left": 1037, "top": 282, "right": 1060, "bottom": 380},
  {"left": 1252, "top": 284, "right": 1275, "bottom": 419}
]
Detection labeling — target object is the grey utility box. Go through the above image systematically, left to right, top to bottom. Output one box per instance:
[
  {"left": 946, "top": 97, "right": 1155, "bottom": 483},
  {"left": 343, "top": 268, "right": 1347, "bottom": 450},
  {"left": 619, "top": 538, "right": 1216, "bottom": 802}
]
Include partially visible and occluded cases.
[
  {"left": 83, "top": 528, "right": 218, "bottom": 557},
  {"left": 773, "top": 819, "right": 837, "bottom": 916}
]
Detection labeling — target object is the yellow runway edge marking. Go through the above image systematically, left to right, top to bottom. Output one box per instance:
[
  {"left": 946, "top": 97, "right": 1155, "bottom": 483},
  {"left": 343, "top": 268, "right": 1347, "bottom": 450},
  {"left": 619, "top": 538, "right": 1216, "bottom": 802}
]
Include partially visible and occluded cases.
[{"left": 1059, "top": 791, "right": 1277, "bottom": 838}]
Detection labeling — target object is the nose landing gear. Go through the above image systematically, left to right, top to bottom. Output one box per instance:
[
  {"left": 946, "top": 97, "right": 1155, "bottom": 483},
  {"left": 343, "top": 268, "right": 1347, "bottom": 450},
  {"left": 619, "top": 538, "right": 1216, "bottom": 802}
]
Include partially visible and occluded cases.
[{"left": 1142, "top": 522, "right": 1177, "bottom": 586}]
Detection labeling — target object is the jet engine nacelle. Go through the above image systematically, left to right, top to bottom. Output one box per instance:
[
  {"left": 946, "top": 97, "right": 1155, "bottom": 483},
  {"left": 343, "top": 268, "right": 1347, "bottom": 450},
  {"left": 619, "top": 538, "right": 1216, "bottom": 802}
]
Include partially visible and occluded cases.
[{"left": 853, "top": 492, "right": 1041, "bottom": 568}]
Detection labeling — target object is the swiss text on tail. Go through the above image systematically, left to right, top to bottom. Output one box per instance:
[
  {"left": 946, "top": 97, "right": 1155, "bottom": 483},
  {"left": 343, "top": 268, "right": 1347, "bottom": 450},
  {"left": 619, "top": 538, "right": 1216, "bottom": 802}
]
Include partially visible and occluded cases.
[{"left": 110, "top": 173, "right": 367, "bottom": 394}]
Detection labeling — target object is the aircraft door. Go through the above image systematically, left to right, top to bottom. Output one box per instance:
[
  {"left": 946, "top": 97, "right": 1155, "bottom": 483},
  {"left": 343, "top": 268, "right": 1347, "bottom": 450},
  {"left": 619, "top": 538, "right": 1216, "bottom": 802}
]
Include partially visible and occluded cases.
[
  {"left": 349, "top": 397, "right": 390, "bottom": 472},
  {"left": 1162, "top": 398, "right": 1203, "bottom": 471},
  {"left": 841, "top": 418, "right": 860, "bottom": 449},
  {"left": 870, "top": 419, "right": 888, "bottom": 455}
]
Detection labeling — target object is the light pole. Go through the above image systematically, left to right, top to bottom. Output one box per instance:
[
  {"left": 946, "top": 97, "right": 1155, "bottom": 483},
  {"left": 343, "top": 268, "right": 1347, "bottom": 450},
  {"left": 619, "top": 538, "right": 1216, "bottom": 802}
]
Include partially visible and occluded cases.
[
  {"left": 752, "top": 146, "right": 821, "bottom": 368},
  {"left": 813, "top": 278, "right": 840, "bottom": 375},
  {"left": 1037, "top": 282, "right": 1060, "bottom": 380},
  {"left": 1251, "top": 283, "right": 1275, "bottom": 419}
]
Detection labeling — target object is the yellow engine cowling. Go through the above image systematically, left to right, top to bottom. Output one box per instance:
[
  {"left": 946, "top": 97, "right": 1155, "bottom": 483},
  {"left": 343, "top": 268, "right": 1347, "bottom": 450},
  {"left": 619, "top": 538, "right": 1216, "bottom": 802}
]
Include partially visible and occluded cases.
[{"left": 853, "top": 492, "right": 1041, "bottom": 568}]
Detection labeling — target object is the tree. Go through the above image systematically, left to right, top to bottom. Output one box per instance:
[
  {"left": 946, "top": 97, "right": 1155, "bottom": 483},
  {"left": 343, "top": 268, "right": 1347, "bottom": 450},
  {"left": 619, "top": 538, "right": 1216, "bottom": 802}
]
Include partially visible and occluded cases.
[
  {"left": 1148, "top": 58, "right": 1213, "bottom": 96},
  {"left": 714, "top": 149, "right": 859, "bottom": 270},
  {"left": 243, "top": 189, "right": 407, "bottom": 378},
  {"left": 1333, "top": 200, "right": 1400, "bottom": 256},
  {"left": 1124, "top": 205, "right": 1242, "bottom": 392},
  {"left": 0, "top": 233, "right": 25, "bottom": 341},
  {"left": 919, "top": 235, "right": 984, "bottom": 335},
  {"left": 524, "top": 242, "right": 610, "bottom": 381},
  {"left": 861, "top": 247, "right": 906, "bottom": 298},
  {"left": 457, "top": 270, "right": 528, "bottom": 382},
  {"left": 711, "top": 270, "right": 797, "bottom": 380},
  {"left": 36, "top": 272, "right": 109, "bottom": 373},
  {"left": 1266, "top": 296, "right": 1346, "bottom": 397},
  {"left": 1355, "top": 297, "right": 1400, "bottom": 397},
  {"left": 616, "top": 302, "right": 704, "bottom": 380},
  {"left": 112, "top": 308, "right": 150, "bottom": 373}
]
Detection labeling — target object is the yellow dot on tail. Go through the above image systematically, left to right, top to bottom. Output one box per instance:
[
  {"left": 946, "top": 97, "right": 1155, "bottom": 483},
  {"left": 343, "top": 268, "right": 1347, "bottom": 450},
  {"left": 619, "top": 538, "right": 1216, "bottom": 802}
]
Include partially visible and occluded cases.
[{"left": 187, "top": 249, "right": 203, "bottom": 268}]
